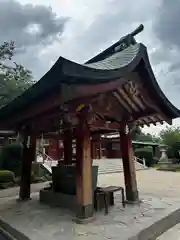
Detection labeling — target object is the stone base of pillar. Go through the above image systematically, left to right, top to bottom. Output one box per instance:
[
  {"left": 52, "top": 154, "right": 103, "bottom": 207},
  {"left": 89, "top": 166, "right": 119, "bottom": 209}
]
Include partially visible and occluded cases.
[
  {"left": 19, "top": 187, "right": 31, "bottom": 202},
  {"left": 126, "top": 189, "right": 139, "bottom": 203},
  {"left": 16, "top": 197, "right": 32, "bottom": 202},
  {"left": 124, "top": 199, "right": 142, "bottom": 205},
  {"left": 74, "top": 204, "right": 94, "bottom": 223},
  {"left": 74, "top": 206, "right": 95, "bottom": 224},
  {"left": 73, "top": 216, "right": 95, "bottom": 224}
]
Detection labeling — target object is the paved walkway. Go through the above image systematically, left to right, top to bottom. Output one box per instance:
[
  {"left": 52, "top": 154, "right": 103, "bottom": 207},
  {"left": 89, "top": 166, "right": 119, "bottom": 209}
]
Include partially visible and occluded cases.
[
  {"left": 1, "top": 168, "right": 180, "bottom": 200},
  {"left": 98, "top": 168, "right": 180, "bottom": 197},
  {"left": 0, "top": 169, "right": 180, "bottom": 239},
  {"left": 99, "top": 169, "right": 180, "bottom": 239},
  {"left": 0, "top": 182, "right": 49, "bottom": 199},
  {"left": 1, "top": 192, "right": 180, "bottom": 240},
  {"left": 157, "top": 222, "right": 180, "bottom": 240}
]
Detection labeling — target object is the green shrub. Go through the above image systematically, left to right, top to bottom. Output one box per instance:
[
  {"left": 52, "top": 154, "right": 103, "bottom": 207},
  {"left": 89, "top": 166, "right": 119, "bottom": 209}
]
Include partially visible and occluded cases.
[
  {"left": 171, "top": 141, "right": 180, "bottom": 159},
  {"left": 0, "top": 143, "right": 22, "bottom": 176},
  {"left": 135, "top": 147, "right": 154, "bottom": 167},
  {"left": 0, "top": 170, "right": 15, "bottom": 183}
]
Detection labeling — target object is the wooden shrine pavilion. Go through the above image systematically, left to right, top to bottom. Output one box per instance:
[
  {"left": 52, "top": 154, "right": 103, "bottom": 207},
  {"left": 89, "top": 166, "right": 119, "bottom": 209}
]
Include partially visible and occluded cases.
[{"left": 0, "top": 24, "right": 179, "bottom": 221}]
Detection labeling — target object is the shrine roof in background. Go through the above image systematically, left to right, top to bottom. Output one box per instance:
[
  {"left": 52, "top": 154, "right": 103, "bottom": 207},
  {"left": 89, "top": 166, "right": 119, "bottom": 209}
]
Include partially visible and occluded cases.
[{"left": 0, "top": 24, "right": 179, "bottom": 129}]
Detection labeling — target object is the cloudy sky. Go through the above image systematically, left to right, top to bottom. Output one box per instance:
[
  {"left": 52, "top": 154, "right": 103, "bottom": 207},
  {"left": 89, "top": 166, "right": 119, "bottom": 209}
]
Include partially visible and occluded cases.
[{"left": 1, "top": 0, "right": 180, "bottom": 134}]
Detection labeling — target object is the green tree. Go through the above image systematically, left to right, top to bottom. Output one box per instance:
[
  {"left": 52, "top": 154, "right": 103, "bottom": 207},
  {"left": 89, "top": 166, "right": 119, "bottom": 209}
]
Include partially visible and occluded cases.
[
  {"left": 0, "top": 41, "right": 34, "bottom": 108},
  {"left": 131, "top": 124, "right": 159, "bottom": 143},
  {"left": 159, "top": 126, "right": 180, "bottom": 158},
  {"left": 136, "top": 132, "right": 153, "bottom": 142}
]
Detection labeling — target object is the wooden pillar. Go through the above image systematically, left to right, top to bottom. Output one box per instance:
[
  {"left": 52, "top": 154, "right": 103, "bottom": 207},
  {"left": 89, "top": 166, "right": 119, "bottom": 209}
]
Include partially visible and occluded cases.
[
  {"left": 75, "top": 111, "right": 93, "bottom": 221},
  {"left": 63, "top": 122, "right": 73, "bottom": 164},
  {"left": 119, "top": 123, "right": 139, "bottom": 202},
  {"left": 19, "top": 133, "right": 36, "bottom": 201},
  {"left": 56, "top": 133, "right": 63, "bottom": 160},
  {"left": 92, "top": 134, "right": 101, "bottom": 159},
  {"left": 94, "top": 134, "right": 101, "bottom": 159},
  {"left": 91, "top": 136, "right": 97, "bottom": 159},
  {"left": 98, "top": 136, "right": 102, "bottom": 159},
  {"left": 55, "top": 137, "right": 60, "bottom": 159},
  {"left": 58, "top": 140, "right": 64, "bottom": 160},
  {"left": 91, "top": 140, "right": 95, "bottom": 159},
  {"left": 106, "top": 141, "right": 113, "bottom": 158},
  {"left": 152, "top": 145, "right": 156, "bottom": 157}
]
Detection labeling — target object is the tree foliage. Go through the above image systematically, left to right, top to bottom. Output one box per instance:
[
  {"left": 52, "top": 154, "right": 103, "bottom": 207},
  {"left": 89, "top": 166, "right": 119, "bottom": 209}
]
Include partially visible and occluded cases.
[
  {"left": 0, "top": 41, "right": 34, "bottom": 108},
  {"left": 131, "top": 125, "right": 160, "bottom": 143},
  {"left": 132, "top": 125, "right": 180, "bottom": 159},
  {"left": 159, "top": 126, "right": 180, "bottom": 158},
  {"left": 159, "top": 126, "right": 180, "bottom": 145},
  {"left": 136, "top": 132, "right": 160, "bottom": 143},
  {"left": 0, "top": 143, "right": 22, "bottom": 176}
]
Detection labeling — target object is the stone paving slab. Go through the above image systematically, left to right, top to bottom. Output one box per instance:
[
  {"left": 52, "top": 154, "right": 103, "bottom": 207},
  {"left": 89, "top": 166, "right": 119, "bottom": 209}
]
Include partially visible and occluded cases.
[
  {"left": 1, "top": 168, "right": 180, "bottom": 199},
  {"left": 1, "top": 169, "right": 180, "bottom": 239},
  {"left": 98, "top": 169, "right": 180, "bottom": 198},
  {"left": 0, "top": 182, "right": 49, "bottom": 199},
  {"left": 0, "top": 193, "right": 180, "bottom": 240},
  {"left": 157, "top": 222, "right": 180, "bottom": 240}
]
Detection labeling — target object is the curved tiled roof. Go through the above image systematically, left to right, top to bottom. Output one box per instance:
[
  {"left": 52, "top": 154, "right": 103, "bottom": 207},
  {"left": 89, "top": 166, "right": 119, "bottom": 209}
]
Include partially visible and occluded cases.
[
  {"left": 0, "top": 40, "right": 179, "bottom": 124},
  {"left": 0, "top": 43, "right": 144, "bottom": 120},
  {"left": 60, "top": 43, "right": 144, "bottom": 83},
  {"left": 85, "top": 44, "right": 141, "bottom": 70}
]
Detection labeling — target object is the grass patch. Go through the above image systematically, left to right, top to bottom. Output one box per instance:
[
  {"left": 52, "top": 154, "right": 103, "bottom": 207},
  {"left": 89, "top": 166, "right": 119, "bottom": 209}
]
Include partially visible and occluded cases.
[
  {"left": 152, "top": 164, "right": 159, "bottom": 168},
  {"left": 157, "top": 164, "right": 180, "bottom": 172}
]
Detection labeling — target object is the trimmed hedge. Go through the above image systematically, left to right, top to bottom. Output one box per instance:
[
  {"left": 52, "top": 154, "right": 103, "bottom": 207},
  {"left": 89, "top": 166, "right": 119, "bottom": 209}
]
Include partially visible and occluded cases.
[
  {"left": 0, "top": 143, "right": 22, "bottom": 176},
  {"left": 135, "top": 147, "right": 155, "bottom": 167},
  {"left": 0, "top": 170, "right": 15, "bottom": 183}
]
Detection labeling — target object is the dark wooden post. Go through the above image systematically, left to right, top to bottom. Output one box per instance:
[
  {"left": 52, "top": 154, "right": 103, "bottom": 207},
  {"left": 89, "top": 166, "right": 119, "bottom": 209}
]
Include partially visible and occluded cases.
[
  {"left": 75, "top": 109, "right": 93, "bottom": 221},
  {"left": 63, "top": 122, "right": 73, "bottom": 164},
  {"left": 119, "top": 123, "right": 139, "bottom": 203},
  {"left": 19, "top": 132, "right": 36, "bottom": 201},
  {"left": 56, "top": 132, "right": 63, "bottom": 160},
  {"left": 91, "top": 134, "right": 97, "bottom": 159},
  {"left": 92, "top": 134, "right": 101, "bottom": 159},
  {"left": 98, "top": 134, "right": 102, "bottom": 159},
  {"left": 55, "top": 137, "right": 60, "bottom": 160},
  {"left": 91, "top": 140, "right": 94, "bottom": 159},
  {"left": 106, "top": 141, "right": 113, "bottom": 158},
  {"left": 152, "top": 145, "right": 156, "bottom": 157}
]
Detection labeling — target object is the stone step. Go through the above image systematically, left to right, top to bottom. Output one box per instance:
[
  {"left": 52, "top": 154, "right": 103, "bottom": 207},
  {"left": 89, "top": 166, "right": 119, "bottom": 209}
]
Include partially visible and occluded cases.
[
  {"left": 37, "top": 156, "right": 147, "bottom": 175},
  {"left": 93, "top": 158, "right": 147, "bottom": 174}
]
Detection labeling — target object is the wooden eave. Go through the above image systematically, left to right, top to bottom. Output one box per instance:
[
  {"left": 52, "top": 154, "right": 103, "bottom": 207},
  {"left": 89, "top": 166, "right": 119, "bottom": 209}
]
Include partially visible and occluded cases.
[{"left": 0, "top": 42, "right": 179, "bottom": 130}]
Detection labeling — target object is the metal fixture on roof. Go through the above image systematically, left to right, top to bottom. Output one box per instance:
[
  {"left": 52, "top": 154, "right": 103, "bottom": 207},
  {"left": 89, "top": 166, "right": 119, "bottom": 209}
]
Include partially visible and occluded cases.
[{"left": 114, "top": 24, "right": 144, "bottom": 53}]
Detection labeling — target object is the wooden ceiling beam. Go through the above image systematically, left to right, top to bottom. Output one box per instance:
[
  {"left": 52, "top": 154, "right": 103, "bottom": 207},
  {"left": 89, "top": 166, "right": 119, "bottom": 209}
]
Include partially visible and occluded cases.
[
  {"left": 118, "top": 88, "right": 139, "bottom": 112},
  {"left": 114, "top": 90, "right": 133, "bottom": 113}
]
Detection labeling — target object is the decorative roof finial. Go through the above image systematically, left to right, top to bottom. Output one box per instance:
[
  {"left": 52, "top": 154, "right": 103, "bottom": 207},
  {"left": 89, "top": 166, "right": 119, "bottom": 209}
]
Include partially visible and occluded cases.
[
  {"left": 114, "top": 24, "right": 144, "bottom": 53},
  {"left": 130, "top": 24, "right": 144, "bottom": 38}
]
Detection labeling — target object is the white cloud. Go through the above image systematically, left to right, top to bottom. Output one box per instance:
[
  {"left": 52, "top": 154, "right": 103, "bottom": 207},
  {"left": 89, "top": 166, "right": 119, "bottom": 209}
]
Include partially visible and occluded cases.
[{"left": 2, "top": 0, "right": 180, "bottom": 134}]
